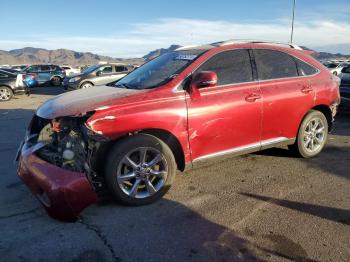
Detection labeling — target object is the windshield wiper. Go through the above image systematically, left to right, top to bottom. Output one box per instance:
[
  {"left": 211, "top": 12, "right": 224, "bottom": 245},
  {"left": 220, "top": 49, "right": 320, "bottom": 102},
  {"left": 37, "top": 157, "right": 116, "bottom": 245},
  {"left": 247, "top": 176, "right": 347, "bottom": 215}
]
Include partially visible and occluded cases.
[{"left": 114, "top": 83, "right": 134, "bottom": 89}]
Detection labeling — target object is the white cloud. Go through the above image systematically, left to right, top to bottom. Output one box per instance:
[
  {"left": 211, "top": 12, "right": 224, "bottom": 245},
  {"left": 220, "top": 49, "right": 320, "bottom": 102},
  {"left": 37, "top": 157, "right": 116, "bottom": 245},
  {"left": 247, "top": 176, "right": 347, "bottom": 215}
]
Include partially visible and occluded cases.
[{"left": 1, "top": 18, "right": 350, "bottom": 57}]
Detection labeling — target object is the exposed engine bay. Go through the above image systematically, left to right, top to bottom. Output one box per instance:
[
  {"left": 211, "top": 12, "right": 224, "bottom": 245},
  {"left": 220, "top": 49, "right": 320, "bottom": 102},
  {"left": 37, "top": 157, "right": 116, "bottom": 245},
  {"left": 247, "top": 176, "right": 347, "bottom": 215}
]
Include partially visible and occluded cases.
[{"left": 28, "top": 114, "right": 109, "bottom": 191}]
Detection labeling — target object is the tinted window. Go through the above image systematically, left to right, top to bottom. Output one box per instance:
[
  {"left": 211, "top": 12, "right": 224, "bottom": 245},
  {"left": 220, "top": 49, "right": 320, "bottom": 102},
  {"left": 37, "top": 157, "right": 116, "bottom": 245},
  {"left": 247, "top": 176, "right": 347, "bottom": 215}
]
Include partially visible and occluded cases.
[
  {"left": 196, "top": 49, "right": 253, "bottom": 86},
  {"left": 254, "top": 49, "right": 298, "bottom": 80},
  {"left": 295, "top": 59, "right": 318, "bottom": 76},
  {"left": 27, "top": 65, "right": 40, "bottom": 72},
  {"left": 41, "top": 65, "right": 51, "bottom": 72},
  {"left": 115, "top": 65, "right": 127, "bottom": 72},
  {"left": 342, "top": 66, "right": 350, "bottom": 74},
  {"left": 0, "top": 72, "right": 7, "bottom": 78}
]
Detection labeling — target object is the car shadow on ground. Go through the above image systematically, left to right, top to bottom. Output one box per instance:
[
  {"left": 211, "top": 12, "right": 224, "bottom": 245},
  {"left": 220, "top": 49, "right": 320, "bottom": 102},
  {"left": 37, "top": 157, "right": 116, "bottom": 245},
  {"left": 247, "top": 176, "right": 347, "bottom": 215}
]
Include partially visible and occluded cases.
[
  {"left": 28, "top": 86, "right": 65, "bottom": 96},
  {"left": 240, "top": 193, "right": 350, "bottom": 226}
]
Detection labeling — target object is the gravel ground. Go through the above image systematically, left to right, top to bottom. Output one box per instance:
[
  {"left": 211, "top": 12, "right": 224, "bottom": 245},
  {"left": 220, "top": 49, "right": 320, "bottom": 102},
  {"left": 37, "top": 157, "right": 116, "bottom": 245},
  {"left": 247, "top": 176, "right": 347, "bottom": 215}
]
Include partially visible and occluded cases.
[{"left": 0, "top": 87, "right": 349, "bottom": 262}]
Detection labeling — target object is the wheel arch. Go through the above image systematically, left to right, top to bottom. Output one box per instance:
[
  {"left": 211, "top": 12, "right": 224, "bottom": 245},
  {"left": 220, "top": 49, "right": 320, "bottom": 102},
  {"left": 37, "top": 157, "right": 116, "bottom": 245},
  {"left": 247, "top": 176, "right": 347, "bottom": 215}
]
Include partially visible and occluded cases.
[
  {"left": 79, "top": 81, "right": 94, "bottom": 89},
  {"left": 311, "top": 104, "right": 333, "bottom": 130},
  {"left": 101, "top": 128, "right": 186, "bottom": 172},
  {"left": 139, "top": 129, "right": 186, "bottom": 172}
]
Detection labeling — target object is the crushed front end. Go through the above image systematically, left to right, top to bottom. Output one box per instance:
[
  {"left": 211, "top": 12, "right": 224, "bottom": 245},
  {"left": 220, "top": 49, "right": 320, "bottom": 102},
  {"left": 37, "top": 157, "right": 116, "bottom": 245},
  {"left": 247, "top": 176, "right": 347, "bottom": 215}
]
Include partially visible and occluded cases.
[{"left": 16, "top": 113, "right": 108, "bottom": 222}]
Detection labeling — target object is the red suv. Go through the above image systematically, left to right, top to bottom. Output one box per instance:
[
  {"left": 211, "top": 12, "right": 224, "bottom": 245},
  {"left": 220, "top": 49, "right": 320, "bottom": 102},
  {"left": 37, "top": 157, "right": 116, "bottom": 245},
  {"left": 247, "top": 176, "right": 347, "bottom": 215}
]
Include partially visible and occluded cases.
[{"left": 16, "top": 40, "right": 340, "bottom": 221}]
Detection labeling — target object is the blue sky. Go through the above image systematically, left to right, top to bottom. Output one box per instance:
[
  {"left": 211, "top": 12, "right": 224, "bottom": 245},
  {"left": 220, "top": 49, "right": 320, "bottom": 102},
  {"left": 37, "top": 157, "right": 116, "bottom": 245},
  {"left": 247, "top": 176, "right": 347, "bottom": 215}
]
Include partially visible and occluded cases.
[{"left": 2, "top": 0, "right": 350, "bottom": 56}]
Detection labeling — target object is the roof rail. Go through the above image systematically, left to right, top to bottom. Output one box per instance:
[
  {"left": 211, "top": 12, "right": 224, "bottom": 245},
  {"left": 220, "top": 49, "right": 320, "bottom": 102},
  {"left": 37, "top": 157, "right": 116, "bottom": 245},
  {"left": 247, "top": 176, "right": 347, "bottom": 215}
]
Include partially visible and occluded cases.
[{"left": 211, "top": 39, "right": 304, "bottom": 50}]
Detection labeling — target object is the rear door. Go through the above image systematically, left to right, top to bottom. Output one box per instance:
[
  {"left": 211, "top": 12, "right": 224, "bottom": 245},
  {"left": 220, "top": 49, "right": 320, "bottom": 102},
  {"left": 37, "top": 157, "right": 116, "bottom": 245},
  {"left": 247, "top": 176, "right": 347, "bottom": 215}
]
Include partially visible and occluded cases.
[
  {"left": 186, "top": 49, "right": 262, "bottom": 162},
  {"left": 253, "top": 49, "right": 316, "bottom": 142},
  {"left": 39, "top": 65, "right": 52, "bottom": 83},
  {"left": 110, "top": 65, "right": 128, "bottom": 82}
]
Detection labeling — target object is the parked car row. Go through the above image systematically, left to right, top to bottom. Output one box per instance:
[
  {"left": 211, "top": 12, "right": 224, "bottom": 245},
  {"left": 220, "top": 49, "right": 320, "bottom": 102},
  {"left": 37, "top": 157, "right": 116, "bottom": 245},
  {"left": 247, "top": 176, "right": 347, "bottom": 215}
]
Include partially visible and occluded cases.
[
  {"left": 324, "top": 62, "right": 349, "bottom": 76},
  {"left": 63, "top": 63, "right": 134, "bottom": 90},
  {"left": 0, "top": 69, "right": 30, "bottom": 101}
]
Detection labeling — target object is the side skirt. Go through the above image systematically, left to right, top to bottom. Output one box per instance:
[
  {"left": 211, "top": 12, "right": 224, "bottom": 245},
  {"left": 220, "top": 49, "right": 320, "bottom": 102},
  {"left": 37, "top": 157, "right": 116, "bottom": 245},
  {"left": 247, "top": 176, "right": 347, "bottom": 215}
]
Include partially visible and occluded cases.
[{"left": 186, "top": 137, "right": 295, "bottom": 170}]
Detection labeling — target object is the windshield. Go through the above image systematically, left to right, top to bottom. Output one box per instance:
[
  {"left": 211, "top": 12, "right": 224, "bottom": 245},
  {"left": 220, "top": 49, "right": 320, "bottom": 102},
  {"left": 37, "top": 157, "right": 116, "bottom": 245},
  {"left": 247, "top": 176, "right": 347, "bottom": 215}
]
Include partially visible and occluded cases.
[
  {"left": 115, "top": 50, "right": 205, "bottom": 89},
  {"left": 82, "top": 65, "right": 100, "bottom": 74}
]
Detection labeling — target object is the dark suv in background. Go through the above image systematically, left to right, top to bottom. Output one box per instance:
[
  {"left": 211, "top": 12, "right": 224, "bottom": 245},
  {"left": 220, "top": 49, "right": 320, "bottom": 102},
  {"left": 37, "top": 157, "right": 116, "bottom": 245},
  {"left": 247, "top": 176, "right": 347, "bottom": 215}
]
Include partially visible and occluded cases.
[
  {"left": 63, "top": 63, "right": 134, "bottom": 90},
  {"left": 22, "top": 64, "right": 66, "bottom": 86}
]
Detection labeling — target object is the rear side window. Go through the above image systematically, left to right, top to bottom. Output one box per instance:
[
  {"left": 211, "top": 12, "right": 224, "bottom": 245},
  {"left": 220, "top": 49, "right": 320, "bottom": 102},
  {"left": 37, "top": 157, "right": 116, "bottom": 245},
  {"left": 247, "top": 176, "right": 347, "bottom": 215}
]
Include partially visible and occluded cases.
[
  {"left": 197, "top": 49, "right": 253, "bottom": 86},
  {"left": 253, "top": 49, "right": 298, "bottom": 80},
  {"left": 295, "top": 59, "right": 318, "bottom": 76},
  {"left": 115, "top": 65, "right": 127, "bottom": 72}
]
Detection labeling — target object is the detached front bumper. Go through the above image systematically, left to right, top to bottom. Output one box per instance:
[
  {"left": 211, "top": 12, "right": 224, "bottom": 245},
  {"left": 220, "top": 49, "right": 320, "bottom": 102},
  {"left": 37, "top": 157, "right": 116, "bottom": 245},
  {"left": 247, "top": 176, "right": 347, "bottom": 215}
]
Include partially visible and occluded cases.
[{"left": 17, "top": 142, "right": 98, "bottom": 222}]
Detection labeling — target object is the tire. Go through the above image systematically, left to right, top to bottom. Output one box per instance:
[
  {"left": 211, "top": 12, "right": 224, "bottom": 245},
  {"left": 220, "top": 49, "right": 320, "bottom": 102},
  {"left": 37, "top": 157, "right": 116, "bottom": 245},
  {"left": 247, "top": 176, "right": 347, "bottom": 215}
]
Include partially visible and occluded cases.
[
  {"left": 51, "top": 76, "right": 62, "bottom": 86},
  {"left": 80, "top": 82, "right": 93, "bottom": 89},
  {"left": 0, "top": 86, "right": 14, "bottom": 101},
  {"left": 289, "top": 110, "right": 328, "bottom": 158},
  {"left": 105, "top": 134, "right": 176, "bottom": 206}
]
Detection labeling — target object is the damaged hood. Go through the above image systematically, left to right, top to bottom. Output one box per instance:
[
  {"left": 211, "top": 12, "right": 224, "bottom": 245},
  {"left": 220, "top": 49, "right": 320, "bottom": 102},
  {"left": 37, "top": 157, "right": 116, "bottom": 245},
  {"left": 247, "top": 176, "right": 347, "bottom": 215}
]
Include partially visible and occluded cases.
[{"left": 36, "top": 85, "right": 143, "bottom": 119}]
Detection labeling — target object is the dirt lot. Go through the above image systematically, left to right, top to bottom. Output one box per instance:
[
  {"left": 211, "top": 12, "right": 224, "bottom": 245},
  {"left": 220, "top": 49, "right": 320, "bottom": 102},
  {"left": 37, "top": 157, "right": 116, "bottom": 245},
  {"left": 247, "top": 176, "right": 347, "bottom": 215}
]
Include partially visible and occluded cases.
[{"left": 0, "top": 87, "right": 349, "bottom": 262}]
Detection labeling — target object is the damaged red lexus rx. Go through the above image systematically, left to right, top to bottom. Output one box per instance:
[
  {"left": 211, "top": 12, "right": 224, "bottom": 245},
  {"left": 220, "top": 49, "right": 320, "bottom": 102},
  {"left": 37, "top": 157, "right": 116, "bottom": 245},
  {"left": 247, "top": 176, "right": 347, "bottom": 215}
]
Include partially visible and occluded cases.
[{"left": 16, "top": 40, "right": 340, "bottom": 221}]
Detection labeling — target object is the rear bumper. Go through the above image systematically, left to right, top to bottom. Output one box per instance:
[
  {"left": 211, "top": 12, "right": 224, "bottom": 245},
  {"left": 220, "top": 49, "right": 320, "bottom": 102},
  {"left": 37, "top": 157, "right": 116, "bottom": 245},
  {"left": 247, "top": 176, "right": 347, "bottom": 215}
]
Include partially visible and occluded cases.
[{"left": 17, "top": 143, "right": 98, "bottom": 222}]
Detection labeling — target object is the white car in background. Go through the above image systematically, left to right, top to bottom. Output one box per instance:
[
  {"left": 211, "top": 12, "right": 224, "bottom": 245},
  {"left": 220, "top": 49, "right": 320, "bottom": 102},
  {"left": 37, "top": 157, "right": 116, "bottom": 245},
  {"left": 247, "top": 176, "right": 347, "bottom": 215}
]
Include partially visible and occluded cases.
[
  {"left": 326, "top": 63, "right": 348, "bottom": 76},
  {"left": 61, "top": 65, "right": 81, "bottom": 76}
]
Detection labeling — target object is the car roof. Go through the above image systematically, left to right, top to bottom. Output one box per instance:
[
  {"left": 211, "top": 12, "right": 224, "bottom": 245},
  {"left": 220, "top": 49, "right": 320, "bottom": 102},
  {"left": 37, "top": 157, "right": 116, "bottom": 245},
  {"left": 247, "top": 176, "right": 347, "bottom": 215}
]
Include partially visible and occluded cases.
[{"left": 177, "top": 39, "right": 307, "bottom": 53}]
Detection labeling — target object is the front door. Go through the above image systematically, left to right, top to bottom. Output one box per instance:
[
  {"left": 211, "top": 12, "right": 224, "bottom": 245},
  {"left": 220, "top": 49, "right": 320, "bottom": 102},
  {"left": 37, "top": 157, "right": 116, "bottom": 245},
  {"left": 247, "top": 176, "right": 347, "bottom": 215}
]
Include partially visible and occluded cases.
[{"left": 186, "top": 49, "right": 262, "bottom": 162}]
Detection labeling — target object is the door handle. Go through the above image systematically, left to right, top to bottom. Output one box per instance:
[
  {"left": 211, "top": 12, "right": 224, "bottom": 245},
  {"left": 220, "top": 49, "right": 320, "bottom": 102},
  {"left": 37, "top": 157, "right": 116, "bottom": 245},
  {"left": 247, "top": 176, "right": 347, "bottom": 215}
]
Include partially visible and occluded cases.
[
  {"left": 301, "top": 86, "right": 313, "bottom": 94},
  {"left": 245, "top": 93, "right": 261, "bottom": 102}
]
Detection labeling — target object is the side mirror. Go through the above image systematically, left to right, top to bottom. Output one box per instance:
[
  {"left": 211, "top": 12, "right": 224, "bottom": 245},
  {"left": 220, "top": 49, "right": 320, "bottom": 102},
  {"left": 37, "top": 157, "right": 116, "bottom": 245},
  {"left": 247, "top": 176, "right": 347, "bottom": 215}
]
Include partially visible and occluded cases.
[
  {"left": 96, "top": 71, "right": 102, "bottom": 76},
  {"left": 191, "top": 71, "right": 218, "bottom": 90}
]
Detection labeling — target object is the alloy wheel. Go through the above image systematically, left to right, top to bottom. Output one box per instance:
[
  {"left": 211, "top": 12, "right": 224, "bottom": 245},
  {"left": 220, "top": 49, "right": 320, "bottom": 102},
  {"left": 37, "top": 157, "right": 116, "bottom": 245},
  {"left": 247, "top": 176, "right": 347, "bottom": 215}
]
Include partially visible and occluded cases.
[
  {"left": 0, "top": 87, "right": 12, "bottom": 101},
  {"left": 302, "top": 118, "right": 326, "bottom": 153},
  {"left": 116, "top": 147, "right": 168, "bottom": 198}
]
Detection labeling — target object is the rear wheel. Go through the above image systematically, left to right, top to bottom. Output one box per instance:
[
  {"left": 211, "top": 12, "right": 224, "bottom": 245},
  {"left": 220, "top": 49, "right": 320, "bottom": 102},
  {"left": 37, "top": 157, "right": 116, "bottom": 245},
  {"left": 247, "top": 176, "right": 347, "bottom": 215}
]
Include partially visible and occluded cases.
[
  {"left": 51, "top": 76, "right": 62, "bottom": 86},
  {"left": 0, "top": 86, "right": 13, "bottom": 101},
  {"left": 289, "top": 110, "right": 328, "bottom": 158},
  {"left": 105, "top": 134, "right": 176, "bottom": 205}
]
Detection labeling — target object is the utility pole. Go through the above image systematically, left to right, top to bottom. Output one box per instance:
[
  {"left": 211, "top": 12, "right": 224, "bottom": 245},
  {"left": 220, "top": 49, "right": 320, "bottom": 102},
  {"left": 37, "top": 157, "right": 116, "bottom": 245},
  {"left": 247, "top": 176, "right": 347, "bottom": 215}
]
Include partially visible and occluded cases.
[{"left": 290, "top": 0, "right": 296, "bottom": 43}]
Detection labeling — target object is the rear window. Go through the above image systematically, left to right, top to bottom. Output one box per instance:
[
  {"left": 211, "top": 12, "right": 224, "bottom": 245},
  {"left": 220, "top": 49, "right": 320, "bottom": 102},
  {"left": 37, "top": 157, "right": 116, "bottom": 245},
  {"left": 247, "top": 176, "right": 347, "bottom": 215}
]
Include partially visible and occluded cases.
[
  {"left": 253, "top": 49, "right": 298, "bottom": 80},
  {"left": 295, "top": 59, "right": 318, "bottom": 76}
]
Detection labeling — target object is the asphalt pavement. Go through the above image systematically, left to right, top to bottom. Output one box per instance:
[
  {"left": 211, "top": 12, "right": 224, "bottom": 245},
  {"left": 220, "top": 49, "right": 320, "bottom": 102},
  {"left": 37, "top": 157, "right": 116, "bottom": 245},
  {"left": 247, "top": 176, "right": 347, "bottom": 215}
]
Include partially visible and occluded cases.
[{"left": 0, "top": 87, "right": 349, "bottom": 262}]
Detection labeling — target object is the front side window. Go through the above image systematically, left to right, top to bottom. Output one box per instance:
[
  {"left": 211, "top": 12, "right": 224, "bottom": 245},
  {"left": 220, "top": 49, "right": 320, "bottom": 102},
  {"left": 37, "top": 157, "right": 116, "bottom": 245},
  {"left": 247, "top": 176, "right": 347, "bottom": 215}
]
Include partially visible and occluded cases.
[
  {"left": 196, "top": 49, "right": 253, "bottom": 86},
  {"left": 254, "top": 49, "right": 298, "bottom": 80},
  {"left": 115, "top": 50, "right": 205, "bottom": 89},
  {"left": 27, "top": 65, "right": 40, "bottom": 72},
  {"left": 97, "top": 66, "right": 112, "bottom": 74}
]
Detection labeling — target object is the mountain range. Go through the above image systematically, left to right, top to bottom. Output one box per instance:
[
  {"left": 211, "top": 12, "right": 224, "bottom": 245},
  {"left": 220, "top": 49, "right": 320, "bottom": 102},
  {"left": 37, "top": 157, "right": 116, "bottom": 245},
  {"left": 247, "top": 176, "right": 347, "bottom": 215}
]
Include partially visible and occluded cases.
[{"left": 1, "top": 45, "right": 350, "bottom": 66}]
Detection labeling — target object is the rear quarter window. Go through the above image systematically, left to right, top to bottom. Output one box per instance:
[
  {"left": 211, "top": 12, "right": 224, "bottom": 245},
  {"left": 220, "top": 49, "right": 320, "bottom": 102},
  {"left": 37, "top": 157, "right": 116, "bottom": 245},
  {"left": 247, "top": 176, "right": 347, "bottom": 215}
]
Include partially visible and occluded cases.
[
  {"left": 253, "top": 49, "right": 298, "bottom": 80},
  {"left": 295, "top": 59, "right": 318, "bottom": 76}
]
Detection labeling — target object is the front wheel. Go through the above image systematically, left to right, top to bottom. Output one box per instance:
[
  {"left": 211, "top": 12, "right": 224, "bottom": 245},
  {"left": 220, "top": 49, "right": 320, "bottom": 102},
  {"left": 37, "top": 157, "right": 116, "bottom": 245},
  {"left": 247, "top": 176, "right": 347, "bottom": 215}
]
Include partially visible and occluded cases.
[
  {"left": 51, "top": 76, "right": 62, "bottom": 86},
  {"left": 80, "top": 82, "right": 93, "bottom": 89},
  {"left": 0, "top": 86, "right": 13, "bottom": 101},
  {"left": 289, "top": 110, "right": 328, "bottom": 158},
  {"left": 105, "top": 134, "right": 176, "bottom": 205}
]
